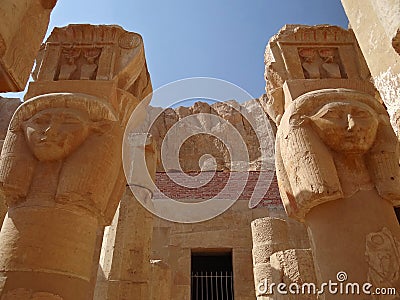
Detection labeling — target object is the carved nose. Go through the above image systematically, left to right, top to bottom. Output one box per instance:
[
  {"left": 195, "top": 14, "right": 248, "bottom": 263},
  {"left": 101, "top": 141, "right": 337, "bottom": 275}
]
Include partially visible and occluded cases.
[{"left": 347, "top": 114, "right": 355, "bottom": 131}]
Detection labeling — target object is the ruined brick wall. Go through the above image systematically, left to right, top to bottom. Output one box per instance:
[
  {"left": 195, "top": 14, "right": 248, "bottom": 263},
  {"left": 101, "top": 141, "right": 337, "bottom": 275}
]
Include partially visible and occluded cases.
[{"left": 155, "top": 171, "right": 282, "bottom": 208}]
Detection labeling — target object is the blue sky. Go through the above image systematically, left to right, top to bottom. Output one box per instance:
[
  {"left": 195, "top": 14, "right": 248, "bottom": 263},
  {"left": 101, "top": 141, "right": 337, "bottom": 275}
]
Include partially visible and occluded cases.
[{"left": 2, "top": 0, "right": 348, "bottom": 106}]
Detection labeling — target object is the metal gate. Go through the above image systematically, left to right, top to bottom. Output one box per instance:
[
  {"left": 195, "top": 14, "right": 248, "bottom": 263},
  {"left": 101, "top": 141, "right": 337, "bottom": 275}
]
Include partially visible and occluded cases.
[{"left": 191, "top": 271, "right": 234, "bottom": 300}]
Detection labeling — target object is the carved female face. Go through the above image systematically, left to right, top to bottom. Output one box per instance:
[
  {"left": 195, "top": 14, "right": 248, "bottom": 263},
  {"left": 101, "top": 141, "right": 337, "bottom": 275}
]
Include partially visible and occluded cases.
[
  {"left": 309, "top": 101, "right": 379, "bottom": 154},
  {"left": 23, "top": 108, "right": 90, "bottom": 161}
]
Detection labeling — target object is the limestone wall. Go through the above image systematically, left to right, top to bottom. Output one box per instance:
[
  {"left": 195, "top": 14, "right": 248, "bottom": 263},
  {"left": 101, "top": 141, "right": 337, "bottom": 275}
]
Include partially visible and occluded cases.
[
  {"left": 150, "top": 172, "right": 309, "bottom": 299},
  {"left": 151, "top": 200, "right": 269, "bottom": 300}
]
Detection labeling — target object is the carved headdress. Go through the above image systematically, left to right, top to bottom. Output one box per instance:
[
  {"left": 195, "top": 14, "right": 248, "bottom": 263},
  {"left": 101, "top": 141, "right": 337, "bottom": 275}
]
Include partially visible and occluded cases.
[
  {"left": 276, "top": 89, "right": 400, "bottom": 221},
  {"left": 0, "top": 93, "right": 121, "bottom": 222}
]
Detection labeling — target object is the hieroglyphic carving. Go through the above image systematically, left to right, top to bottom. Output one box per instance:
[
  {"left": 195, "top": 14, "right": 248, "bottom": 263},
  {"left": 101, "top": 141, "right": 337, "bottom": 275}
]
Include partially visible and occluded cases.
[
  {"left": 33, "top": 25, "right": 150, "bottom": 99},
  {"left": 57, "top": 47, "right": 101, "bottom": 81},
  {"left": 58, "top": 48, "right": 81, "bottom": 80},
  {"left": 81, "top": 48, "right": 101, "bottom": 80},
  {"left": 298, "top": 48, "right": 344, "bottom": 79},
  {"left": 298, "top": 48, "right": 321, "bottom": 79},
  {"left": 319, "top": 48, "right": 342, "bottom": 79},
  {"left": 276, "top": 89, "right": 400, "bottom": 220},
  {"left": 366, "top": 227, "right": 400, "bottom": 293}
]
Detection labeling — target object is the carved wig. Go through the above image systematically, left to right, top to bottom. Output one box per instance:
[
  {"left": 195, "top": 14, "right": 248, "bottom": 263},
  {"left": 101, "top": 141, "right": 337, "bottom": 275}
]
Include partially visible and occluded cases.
[
  {"left": 276, "top": 89, "right": 400, "bottom": 221},
  {"left": 0, "top": 93, "right": 123, "bottom": 223}
]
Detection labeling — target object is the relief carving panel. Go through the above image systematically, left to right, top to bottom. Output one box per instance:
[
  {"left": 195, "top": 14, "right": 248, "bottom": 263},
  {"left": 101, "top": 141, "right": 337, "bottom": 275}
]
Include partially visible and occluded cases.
[
  {"left": 57, "top": 47, "right": 101, "bottom": 81},
  {"left": 298, "top": 47, "right": 345, "bottom": 79},
  {"left": 366, "top": 227, "right": 400, "bottom": 293}
]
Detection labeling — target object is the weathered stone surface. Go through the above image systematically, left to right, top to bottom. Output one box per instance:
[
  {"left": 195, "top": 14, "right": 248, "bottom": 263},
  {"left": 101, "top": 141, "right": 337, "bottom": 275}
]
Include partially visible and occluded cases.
[
  {"left": 0, "top": 0, "right": 57, "bottom": 92},
  {"left": 341, "top": 0, "right": 400, "bottom": 130},
  {"left": 262, "top": 24, "right": 375, "bottom": 125},
  {"left": 95, "top": 134, "right": 157, "bottom": 300},
  {"left": 94, "top": 191, "right": 154, "bottom": 300},
  {"left": 251, "top": 217, "right": 290, "bottom": 299},
  {"left": 251, "top": 217, "right": 289, "bottom": 264},
  {"left": 270, "top": 249, "right": 317, "bottom": 300},
  {"left": 149, "top": 260, "right": 172, "bottom": 300}
]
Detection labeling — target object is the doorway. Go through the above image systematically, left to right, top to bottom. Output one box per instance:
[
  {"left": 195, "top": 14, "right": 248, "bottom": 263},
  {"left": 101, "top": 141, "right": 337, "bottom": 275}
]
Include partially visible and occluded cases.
[{"left": 191, "top": 250, "right": 234, "bottom": 300}]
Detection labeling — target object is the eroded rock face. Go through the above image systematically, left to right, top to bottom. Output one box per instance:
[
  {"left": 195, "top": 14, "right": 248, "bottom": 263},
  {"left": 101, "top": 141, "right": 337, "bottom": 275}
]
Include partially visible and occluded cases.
[{"left": 135, "top": 99, "right": 275, "bottom": 172}]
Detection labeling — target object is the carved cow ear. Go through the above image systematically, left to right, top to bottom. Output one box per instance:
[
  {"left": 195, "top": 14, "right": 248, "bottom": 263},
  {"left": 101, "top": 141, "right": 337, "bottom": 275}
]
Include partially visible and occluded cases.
[
  {"left": 289, "top": 114, "right": 309, "bottom": 126},
  {"left": 91, "top": 120, "right": 115, "bottom": 134}
]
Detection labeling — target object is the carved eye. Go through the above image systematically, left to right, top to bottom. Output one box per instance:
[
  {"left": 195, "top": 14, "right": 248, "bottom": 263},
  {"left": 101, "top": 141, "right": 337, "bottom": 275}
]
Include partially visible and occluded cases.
[
  {"left": 322, "top": 109, "right": 341, "bottom": 119},
  {"left": 351, "top": 110, "right": 370, "bottom": 118},
  {"left": 32, "top": 116, "right": 50, "bottom": 125},
  {"left": 62, "top": 117, "right": 81, "bottom": 125}
]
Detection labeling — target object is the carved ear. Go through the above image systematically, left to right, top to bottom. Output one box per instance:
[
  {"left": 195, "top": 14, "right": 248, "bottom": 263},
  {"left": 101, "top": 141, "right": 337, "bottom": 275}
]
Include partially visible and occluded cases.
[
  {"left": 290, "top": 114, "right": 309, "bottom": 126},
  {"left": 299, "top": 115, "right": 311, "bottom": 124},
  {"left": 91, "top": 120, "right": 115, "bottom": 134}
]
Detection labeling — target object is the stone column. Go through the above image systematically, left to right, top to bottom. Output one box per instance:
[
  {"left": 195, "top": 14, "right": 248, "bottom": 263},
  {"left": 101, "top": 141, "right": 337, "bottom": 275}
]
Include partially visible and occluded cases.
[
  {"left": 0, "top": 0, "right": 57, "bottom": 92},
  {"left": 0, "top": 25, "right": 151, "bottom": 299},
  {"left": 262, "top": 25, "right": 400, "bottom": 299},
  {"left": 277, "top": 90, "right": 400, "bottom": 298},
  {"left": 94, "top": 134, "right": 157, "bottom": 299},
  {"left": 94, "top": 191, "right": 154, "bottom": 299},
  {"left": 251, "top": 217, "right": 289, "bottom": 300},
  {"left": 269, "top": 249, "right": 316, "bottom": 300},
  {"left": 149, "top": 260, "right": 172, "bottom": 300}
]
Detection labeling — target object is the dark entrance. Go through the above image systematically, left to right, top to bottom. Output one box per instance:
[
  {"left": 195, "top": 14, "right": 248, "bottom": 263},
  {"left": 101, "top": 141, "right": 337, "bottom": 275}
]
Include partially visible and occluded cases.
[{"left": 191, "top": 250, "right": 234, "bottom": 300}]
